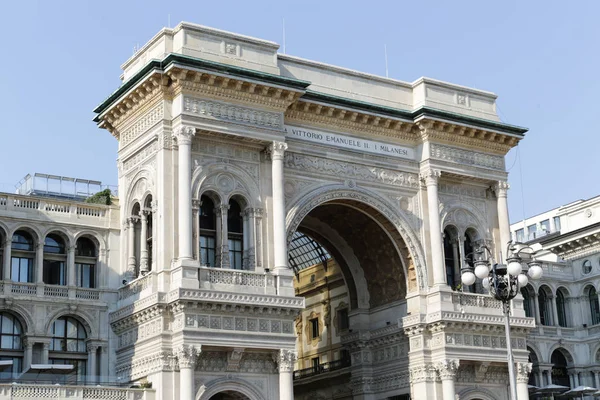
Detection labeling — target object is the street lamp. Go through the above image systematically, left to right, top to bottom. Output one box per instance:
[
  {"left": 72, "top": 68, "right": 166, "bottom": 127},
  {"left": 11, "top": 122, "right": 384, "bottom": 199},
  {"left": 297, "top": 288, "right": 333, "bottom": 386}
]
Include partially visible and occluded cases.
[{"left": 461, "top": 241, "right": 543, "bottom": 400}]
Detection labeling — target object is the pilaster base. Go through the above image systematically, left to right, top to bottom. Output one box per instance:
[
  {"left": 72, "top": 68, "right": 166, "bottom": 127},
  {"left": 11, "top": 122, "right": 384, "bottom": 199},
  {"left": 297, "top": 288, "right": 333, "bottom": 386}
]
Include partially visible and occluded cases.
[{"left": 171, "top": 258, "right": 200, "bottom": 290}]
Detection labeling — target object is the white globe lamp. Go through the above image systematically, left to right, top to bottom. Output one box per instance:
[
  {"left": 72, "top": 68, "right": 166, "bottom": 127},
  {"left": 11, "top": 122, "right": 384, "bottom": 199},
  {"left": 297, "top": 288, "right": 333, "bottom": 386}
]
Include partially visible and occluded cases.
[
  {"left": 507, "top": 258, "right": 523, "bottom": 276},
  {"left": 474, "top": 263, "right": 490, "bottom": 280},
  {"left": 461, "top": 271, "right": 476, "bottom": 286}
]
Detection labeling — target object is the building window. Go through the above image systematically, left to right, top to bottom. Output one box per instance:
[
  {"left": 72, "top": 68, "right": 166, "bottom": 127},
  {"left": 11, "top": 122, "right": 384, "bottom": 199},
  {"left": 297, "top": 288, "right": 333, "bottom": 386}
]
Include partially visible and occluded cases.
[
  {"left": 199, "top": 196, "right": 216, "bottom": 267},
  {"left": 228, "top": 199, "right": 243, "bottom": 270},
  {"left": 553, "top": 216, "right": 561, "bottom": 232},
  {"left": 540, "top": 219, "right": 550, "bottom": 233},
  {"left": 527, "top": 224, "right": 537, "bottom": 240},
  {"left": 443, "top": 228, "right": 458, "bottom": 289},
  {"left": 516, "top": 229, "right": 524, "bottom": 242},
  {"left": 11, "top": 231, "right": 34, "bottom": 283},
  {"left": 43, "top": 234, "right": 66, "bottom": 286},
  {"left": 75, "top": 237, "right": 96, "bottom": 288},
  {"left": 583, "top": 259, "right": 593, "bottom": 275},
  {"left": 521, "top": 287, "right": 534, "bottom": 318},
  {"left": 589, "top": 287, "right": 600, "bottom": 325},
  {"left": 538, "top": 289, "right": 551, "bottom": 326},
  {"left": 556, "top": 290, "right": 567, "bottom": 327},
  {"left": 338, "top": 308, "right": 349, "bottom": 331},
  {"left": 0, "top": 313, "right": 24, "bottom": 379},
  {"left": 49, "top": 316, "right": 87, "bottom": 383},
  {"left": 310, "top": 318, "right": 319, "bottom": 339},
  {"left": 311, "top": 357, "right": 320, "bottom": 370}
]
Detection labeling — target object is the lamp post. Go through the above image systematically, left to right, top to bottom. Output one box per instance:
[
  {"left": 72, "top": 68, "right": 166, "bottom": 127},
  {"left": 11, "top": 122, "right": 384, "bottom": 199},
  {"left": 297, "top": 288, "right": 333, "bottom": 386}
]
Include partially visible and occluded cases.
[{"left": 461, "top": 241, "right": 543, "bottom": 400}]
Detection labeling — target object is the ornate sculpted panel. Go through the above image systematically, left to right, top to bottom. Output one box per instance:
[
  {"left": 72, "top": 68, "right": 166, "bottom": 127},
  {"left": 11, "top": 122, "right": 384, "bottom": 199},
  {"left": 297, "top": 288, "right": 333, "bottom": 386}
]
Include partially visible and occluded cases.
[
  {"left": 120, "top": 103, "right": 164, "bottom": 147},
  {"left": 123, "top": 142, "right": 158, "bottom": 173},
  {"left": 430, "top": 143, "right": 505, "bottom": 170}
]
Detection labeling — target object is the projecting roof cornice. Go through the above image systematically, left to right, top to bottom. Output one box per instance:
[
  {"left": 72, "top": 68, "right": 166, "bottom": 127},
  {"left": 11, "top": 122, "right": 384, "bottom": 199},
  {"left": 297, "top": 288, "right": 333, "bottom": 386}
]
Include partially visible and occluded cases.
[{"left": 540, "top": 222, "right": 600, "bottom": 259}]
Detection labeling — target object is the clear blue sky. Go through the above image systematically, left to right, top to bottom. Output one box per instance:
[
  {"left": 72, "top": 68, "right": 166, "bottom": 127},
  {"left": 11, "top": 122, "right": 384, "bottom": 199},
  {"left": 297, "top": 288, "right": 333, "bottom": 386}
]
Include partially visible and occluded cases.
[{"left": 0, "top": 0, "right": 598, "bottom": 222}]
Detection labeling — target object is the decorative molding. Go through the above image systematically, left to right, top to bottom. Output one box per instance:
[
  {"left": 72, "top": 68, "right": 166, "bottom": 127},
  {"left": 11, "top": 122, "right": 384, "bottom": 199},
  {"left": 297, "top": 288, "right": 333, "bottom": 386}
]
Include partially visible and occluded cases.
[
  {"left": 183, "top": 96, "right": 283, "bottom": 130},
  {"left": 120, "top": 103, "right": 164, "bottom": 147},
  {"left": 173, "top": 125, "right": 196, "bottom": 145},
  {"left": 122, "top": 141, "right": 158, "bottom": 173},
  {"left": 266, "top": 141, "right": 287, "bottom": 161},
  {"left": 430, "top": 143, "right": 505, "bottom": 170},
  {"left": 284, "top": 152, "right": 419, "bottom": 189},
  {"left": 420, "top": 168, "right": 441, "bottom": 186},
  {"left": 177, "top": 344, "right": 200, "bottom": 369},
  {"left": 276, "top": 349, "right": 297, "bottom": 372},
  {"left": 436, "top": 359, "right": 460, "bottom": 380},
  {"left": 516, "top": 362, "right": 532, "bottom": 383},
  {"left": 409, "top": 364, "right": 438, "bottom": 383}
]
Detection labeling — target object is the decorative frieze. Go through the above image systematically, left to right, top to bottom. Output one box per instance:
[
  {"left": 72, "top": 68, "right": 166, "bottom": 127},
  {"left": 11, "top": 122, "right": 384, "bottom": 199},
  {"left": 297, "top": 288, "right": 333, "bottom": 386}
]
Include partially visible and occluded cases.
[
  {"left": 184, "top": 96, "right": 283, "bottom": 130},
  {"left": 120, "top": 103, "right": 164, "bottom": 147},
  {"left": 122, "top": 142, "right": 158, "bottom": 172},
  {"left": 430, "top": 143, "right": 505, "bottom": 170},
  {"left": 284, "top": 152, "right": 419, "bottom": 188},
  {"left": 409, "top": 364, "right": 438, "bottom": 383}
]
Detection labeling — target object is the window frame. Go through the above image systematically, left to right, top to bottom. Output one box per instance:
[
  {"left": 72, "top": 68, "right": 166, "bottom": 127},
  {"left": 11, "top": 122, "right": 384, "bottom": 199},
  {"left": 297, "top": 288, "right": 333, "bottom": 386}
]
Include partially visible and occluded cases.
[{"left": 310, "top": 318, "right": 319, "bottom": 339}]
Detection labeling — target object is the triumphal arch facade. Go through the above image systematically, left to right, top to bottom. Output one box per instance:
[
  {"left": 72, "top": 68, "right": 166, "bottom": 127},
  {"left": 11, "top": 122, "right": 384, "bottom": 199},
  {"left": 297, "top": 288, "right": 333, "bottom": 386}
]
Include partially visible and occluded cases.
[{"left": 94, "top": 22, "right": 533, "bottom": 400}]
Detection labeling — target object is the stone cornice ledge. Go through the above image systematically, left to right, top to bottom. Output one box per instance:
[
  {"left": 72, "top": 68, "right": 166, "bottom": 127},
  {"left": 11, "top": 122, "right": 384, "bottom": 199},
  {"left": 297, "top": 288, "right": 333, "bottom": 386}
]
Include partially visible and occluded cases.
[{"left": 168, "top": 288, "right": 305, "bottom": 309}]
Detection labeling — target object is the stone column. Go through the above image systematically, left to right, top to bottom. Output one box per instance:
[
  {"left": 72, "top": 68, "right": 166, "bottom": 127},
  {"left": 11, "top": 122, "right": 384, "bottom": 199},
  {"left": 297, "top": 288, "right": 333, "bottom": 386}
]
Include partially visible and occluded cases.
[
  {"left": 173, "top": 126, "right": 196, "bottom": 261},
  {"left": 268, "top": 142, "right": 288, "bottom": 272},
  {"left": 421, "top": 168, "right": 445, "bottom": 286},
  {"left": 495, "top": 181, "right": 511, "bottom": 252},
  {"left": 192, "top": 199, "right": 201, "bottom": 261},
  {"left": 151, "top": 200, "right": 158, "bottom": 271},
  {"left": 217, "top": 204, "right": 230, "bottom": 268},
  {"left": 245, "top": 209, "right": 256, "bottom": 270},
  {"left": 139, "top": 210, "right": 149, "bottom": 274},
  {"left": 242, "top": 210, "right": 249, "bottom": 269},
  {"left": 126, "top": 217, "right": 137, "bottom": 279},
  {"left": 3, "top": 239, "right": 11, "bottom": 281},
  {"left": 451, "top": 239, "right": 460, "bottom": 285},
  {"left": 36, "top": 241, "right": 44, "bottom": 283},
  {"left": 67, "top": 245, "right": 75, "bottom": 286},
  {"left": 533, "top": 293, "right": 541, "bottom": 325},
  {"left": 551, "top": 294, "right": 560, "bottom": 326},
  {"left": 23, "top": 339, "right": 33, "bottom": 370},
  {"left": 41, "top": 342, "right": 49, "bottom": 363},
  {"left": 87, "top": 343, "right": 98, "bottom": 384},
  {"left": 177, "top": 345, "right": 199, "bottom": 400},
  {"left": 277, "top": 349, "right": 296, "bottom": 400},
  {"left": 436, "top": 359, "right": 459, "bottom": 400},
  {"left": 516, "top": 362, "right": 532, "bottom": 400},
  {"left": 409, "top": 364, "right": 438, "bottom": 399},
  {"left": 538, "top": 370, "right": 544, "bottom": 387},
  {"left": 594, "top": 371, "right": 600, "bottom": 390}
]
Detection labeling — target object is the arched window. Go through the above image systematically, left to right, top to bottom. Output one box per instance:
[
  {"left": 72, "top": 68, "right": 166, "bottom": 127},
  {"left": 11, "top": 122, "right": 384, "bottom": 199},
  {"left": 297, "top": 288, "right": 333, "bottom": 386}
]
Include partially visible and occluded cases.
[
  {"left": 144, "top": 196, "right": 153, "bottom": 273},
  {"left": 199, "top": 196, "right": 216, "bottom": 267},
  {"left": 228, "top": 199, "right": 243, "bottom": 270},
  {"left": 443, "top": 227, "right": 459, "bottom": 289},
  {"left": 0, "top": 229, "right": 4, "bottom": 280},
  {"left": 463, "top": 230, "right": 483, "bottom": 294},
  {"left": 11, "top": 231, "right": 34, "bottom": 283},
  {"left": 43, "top": 233, "right": 66, "bottom": 286},
  {"left": 75, "top": 237, "right": 96, "bottom": 288},
  {"left": 583, "top": 259, "right": 593, "bottom": 275},
  {"left": 521, "top": 287, "right": 534, "bottom": 319},
  {"left": 589, "top": 287, "right": 600, "bottom": 325},
  {"left": 538, "top": 288, "right": 551, "bottom": 326},
  {"left": 556, "top": 289, "right": 568, "bottom": 327},
  {"left": 0, "top": 312, "right": 24, "bottom": 378},
  {"left": 49, "top": 316, "right": 87, "bottom": 383},
  {"left": 527, "top": 347, "right": 539, "bottom": 386},
  {"left": 550, "top": 350, "right": 570, "bottom": 387}
]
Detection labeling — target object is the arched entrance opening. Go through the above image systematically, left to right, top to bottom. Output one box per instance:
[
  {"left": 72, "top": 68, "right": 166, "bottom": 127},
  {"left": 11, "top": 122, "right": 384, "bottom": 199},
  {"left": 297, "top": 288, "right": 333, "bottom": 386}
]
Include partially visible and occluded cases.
[
  {"left": 289, "top": 198, "right": 414, "bottom": 399},
  {"left": 550, "top": 349, "right": 571, "bottom": 387},
  {"left": 208, "top": 391, "right": 250, "bottom": 400}
]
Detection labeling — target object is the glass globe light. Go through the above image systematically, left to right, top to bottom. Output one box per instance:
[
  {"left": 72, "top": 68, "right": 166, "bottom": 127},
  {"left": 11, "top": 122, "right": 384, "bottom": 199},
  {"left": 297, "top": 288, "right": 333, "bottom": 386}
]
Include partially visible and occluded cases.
[
  {"left": 507, "top": 258, "right": 523, "bottom": 276},
  {"left": 528, "top": 263, "right": 543, "bottom": 280},
  {"left": 475, "top": 264, "right": 490, "bottom": 280},
  {"left": 461, "top": 271, "right": 476, "bottom": 286},
  {"left": 517, "top": 274, "right": 529, "bottom": 288},
  {"left": 482, "top": 277, "right": 490, "bottom": 289}
]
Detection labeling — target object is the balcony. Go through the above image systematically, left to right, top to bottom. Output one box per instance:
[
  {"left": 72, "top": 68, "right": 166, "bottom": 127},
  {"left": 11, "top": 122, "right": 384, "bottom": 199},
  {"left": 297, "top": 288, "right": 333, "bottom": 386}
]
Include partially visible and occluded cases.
[
  {"left": 199, "top": 267, "right": 276, "bottom": 295},
  {"left": 0, "top": 282, "right": 104, "bottom": 302},
  {"left": 293, "top": 358, "right": 351, "bottom": 380},
  {"left": 0, "top": 383, "right": 154, "bottom": 400}
]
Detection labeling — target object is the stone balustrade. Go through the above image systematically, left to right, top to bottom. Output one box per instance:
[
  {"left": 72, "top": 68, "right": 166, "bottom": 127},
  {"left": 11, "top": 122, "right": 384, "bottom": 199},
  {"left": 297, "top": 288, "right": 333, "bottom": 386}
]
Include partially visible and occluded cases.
[
  {"left": 0, "top": 193, "right": 112, "bottom": 227},
  {"left": 198, "top": 267, "right": 277, "bottom": 295},
  {"left": 0, "top": 281, "right": 104, "bottom": 301},
  {"left": 0, "top": 383, "right": 155, "bottom": 400}
]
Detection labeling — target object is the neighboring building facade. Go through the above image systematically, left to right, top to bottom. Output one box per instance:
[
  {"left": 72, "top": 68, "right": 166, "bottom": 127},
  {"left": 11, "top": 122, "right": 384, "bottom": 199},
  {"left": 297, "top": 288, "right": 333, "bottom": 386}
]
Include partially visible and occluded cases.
[
  {"left": 0, "top": 22, "right": 535, "bottom": 400},
  {"left": 510, "top": 196, "right": 600, "bottom": 390}
]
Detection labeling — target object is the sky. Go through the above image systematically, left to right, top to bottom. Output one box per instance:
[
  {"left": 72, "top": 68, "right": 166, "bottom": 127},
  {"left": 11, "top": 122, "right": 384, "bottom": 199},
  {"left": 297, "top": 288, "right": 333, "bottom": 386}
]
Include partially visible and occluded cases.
[{"left": 0, "top": 0, "right": 598, "bottom": 223}]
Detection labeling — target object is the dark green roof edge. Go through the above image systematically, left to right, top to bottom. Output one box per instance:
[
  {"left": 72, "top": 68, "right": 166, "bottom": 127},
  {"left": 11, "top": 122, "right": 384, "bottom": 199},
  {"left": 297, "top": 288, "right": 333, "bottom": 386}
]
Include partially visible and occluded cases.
[
  {"left": 93, "top": 53, "right": 311, "bottom": 119},
  {"left": 303, "top": 90, "right": 528, "bottom": 136}
]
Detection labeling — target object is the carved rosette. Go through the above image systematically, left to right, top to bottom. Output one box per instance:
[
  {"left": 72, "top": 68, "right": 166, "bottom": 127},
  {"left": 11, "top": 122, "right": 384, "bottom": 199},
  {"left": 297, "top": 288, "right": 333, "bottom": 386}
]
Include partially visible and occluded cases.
[
  {"left": 173, "top": 126, "right": 196, "bottom": 146},
  {"left": 267, "top": 141, "right": 288, "bottom": 161},
  {"left": 420, "top": 168, "right": 441, "bottom": 186},
  {"left": 495, "top": 180, "right": 510, "bottom": 198},
  {"left": 177, "top": 344, "right": 200, "bottom": 370},
  {"left": 276, "top": 349, "right": 297, "bottom": 373},
  {"left": 436, "top": 359, "right": 460, "bottom": 380},
  {"left": 516, "top": 362, "right": 532, "bottom": 383},
  {"left": 409, "top": 364, "right": 438, "bottom": 383}
]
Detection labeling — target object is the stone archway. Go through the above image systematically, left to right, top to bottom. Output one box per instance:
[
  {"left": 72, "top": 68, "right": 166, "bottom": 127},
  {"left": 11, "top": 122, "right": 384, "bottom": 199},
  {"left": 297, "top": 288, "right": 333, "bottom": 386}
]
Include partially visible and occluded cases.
[{"left": 208, "top": 391, "right": 250, "bottom": 400}]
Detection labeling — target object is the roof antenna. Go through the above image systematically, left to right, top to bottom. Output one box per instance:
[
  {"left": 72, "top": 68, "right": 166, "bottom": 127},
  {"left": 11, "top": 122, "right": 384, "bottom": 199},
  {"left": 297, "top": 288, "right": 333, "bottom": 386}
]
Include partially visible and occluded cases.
[
  {"left": 282, "top": 18, "right": 286, "bottom": 54},
  {"left": 384, "top": 44, "right": 389, "bottom": 78}
]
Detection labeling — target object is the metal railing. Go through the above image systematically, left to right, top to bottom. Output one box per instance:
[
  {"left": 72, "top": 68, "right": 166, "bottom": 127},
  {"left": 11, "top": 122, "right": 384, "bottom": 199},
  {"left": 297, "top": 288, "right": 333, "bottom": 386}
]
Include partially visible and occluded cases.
[{"left": 293, "top": 358, "right": 351, "bottom": 380}]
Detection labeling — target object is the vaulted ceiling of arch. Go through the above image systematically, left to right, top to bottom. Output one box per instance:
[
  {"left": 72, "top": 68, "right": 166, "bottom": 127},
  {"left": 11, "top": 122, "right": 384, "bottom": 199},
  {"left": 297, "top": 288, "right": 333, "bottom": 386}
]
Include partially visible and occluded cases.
[{"left": 304, "top": 204, "right": 407, "bottom": 308}]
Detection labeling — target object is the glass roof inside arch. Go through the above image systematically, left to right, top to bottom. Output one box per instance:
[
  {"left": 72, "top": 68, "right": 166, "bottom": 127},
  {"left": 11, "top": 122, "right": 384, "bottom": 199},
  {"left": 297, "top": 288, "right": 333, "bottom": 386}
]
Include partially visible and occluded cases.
[{"left": 288, "top": 231, "right": 331, "bottom": 274}]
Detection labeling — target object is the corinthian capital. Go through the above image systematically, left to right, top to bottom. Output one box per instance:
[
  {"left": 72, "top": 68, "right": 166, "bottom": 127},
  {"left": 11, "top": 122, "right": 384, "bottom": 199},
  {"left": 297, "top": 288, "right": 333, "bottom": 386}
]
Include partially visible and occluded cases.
[
  {"left": 173, "top": 126, "right": 196, "bottom": 146},
  {"left": 267, "top": 141, "right": 288, "bottom": 161},
  {"left": 420, "top": 168, "right": 441, "bottom": 186},
  {"left": 495, "top": 180, "right": 510, "bottom": 197},
  {"left": 177, "top": 344, "right": 200, "bottom": 369},
  {"left": 275, "top": 349, "right": 297, "bottom": 373},
  {"left": 436, "top": 359, "right": 460, "bottom": 380},
  {"left": 516, "top": 362, "right": 532, "bottom": 383}
]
